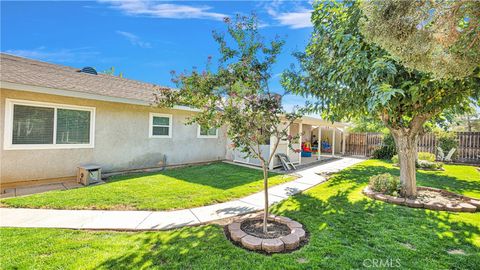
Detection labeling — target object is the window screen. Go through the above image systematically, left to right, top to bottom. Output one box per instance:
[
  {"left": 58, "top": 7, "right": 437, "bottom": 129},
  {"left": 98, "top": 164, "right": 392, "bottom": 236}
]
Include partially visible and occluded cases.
[
  {"left": 11, "top": 103, "right": 92, "bottom": 146},
  {"left": 12, "top": 105, "right": 54, "bottom": 144},
  {"left": 56, "top": 109, "right": 91, "bottom": 144},
  {"left": 152, "top": 116, "right": 170, "bottom": 136}
]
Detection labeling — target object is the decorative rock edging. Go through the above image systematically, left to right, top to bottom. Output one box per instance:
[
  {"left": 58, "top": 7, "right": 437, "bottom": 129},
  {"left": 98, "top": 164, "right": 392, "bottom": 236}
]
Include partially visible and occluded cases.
[
  {"left": 363, "top": 186, "right": 479, "bottom": 213},
  {"left": 226, "top": 215, "right": 308, "bottom": 253}
]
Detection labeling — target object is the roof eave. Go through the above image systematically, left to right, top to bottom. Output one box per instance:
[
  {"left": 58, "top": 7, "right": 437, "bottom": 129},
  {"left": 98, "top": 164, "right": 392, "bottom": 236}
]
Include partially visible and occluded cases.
[{"left": 0, "top": 81, "right": 200, "bottom": 112}]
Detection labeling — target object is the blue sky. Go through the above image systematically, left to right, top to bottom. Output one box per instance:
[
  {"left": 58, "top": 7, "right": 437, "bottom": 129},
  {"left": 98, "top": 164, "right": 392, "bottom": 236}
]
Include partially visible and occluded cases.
[{"left": 1, "top": 0, "right": 314, "bottom": 110}]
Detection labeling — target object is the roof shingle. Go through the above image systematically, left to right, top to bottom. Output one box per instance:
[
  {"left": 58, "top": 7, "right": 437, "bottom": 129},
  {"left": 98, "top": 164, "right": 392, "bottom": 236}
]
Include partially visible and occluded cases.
[{"left": 0, "top": 53, "right": 169, "bottom": 103}]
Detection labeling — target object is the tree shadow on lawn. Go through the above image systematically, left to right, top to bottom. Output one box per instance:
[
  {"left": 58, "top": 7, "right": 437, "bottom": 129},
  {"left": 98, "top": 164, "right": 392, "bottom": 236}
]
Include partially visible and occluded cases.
[
  {"left": 109, "top": 162, "right": 287, "bottom": 190},
  {"left": 327, "top": 163, "right": 480, "bottom": 198},
  {"left": 91, "top": 191, "right": 480, "bottom": 270}
]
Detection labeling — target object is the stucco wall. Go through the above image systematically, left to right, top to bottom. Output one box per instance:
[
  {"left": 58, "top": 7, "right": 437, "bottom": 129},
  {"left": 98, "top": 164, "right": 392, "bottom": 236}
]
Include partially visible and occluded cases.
[{"left": 0, "top": 89, "right": 227, "bottom": 183}]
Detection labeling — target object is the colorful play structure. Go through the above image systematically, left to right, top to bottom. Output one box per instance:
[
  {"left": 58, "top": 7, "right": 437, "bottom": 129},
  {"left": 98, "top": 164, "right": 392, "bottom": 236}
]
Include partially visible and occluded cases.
[{"left": 301, "top": 139, "right": 332, "bottom": 157}]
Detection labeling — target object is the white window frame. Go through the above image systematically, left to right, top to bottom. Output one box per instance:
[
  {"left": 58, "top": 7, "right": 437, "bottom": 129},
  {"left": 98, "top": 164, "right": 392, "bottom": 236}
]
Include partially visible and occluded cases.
[
  {"left": 4, "top": 99, "right": 95, "bottom": 150},
  {"left": 149, "top": 113, "right": 172, "bottom": 138},
  {"left": 197, "top": 125, "right": 218, "bottom": 139}
]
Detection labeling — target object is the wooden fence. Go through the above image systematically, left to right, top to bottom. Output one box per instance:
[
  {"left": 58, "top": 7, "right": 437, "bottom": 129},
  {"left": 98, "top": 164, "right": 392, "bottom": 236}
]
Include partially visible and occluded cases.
[
  {"left": 345, "top": 132, "right": 480, "bottom": 164},
  {"left": 345, "top": 133, "right": 383, "bottom": 157}
]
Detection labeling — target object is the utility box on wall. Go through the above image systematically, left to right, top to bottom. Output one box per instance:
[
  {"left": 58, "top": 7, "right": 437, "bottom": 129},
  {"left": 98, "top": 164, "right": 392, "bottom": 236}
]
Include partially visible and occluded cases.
[{"left": 77, "top": 165, "right": 102, "bottom": 186}]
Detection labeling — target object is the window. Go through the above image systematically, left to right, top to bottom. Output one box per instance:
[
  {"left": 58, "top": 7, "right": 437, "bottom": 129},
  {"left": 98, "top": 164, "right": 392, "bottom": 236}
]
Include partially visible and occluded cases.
[
  {"left": 4, "top": 99, "right": 95, "bottom": 150},
  {"left": 149, "top": 113, "right": 172, "bottom": 138},
  {"left": 197, "top": 125, "right": 218, "bottom": 138}
]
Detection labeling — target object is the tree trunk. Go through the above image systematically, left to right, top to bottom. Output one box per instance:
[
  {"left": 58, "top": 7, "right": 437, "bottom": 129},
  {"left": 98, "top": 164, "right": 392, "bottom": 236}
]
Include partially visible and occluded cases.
[
  {"left": 393, "top": 133, "right": 418, "bottom": 197},
  {"left": 262, "top": 163, "right": 269, "bottom": 233}
]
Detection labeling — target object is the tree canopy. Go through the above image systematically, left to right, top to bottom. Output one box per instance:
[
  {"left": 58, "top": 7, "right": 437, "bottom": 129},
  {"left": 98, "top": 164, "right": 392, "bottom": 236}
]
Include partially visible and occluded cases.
[
  {"left": 282, "top": 0, "right": 479, "bottom": 197},
  {"left": 360, "top": 0, "right": 480, "bottom": 79},
  {"left": 283, "top": 1, "right": 479, "bottom": 130},
  {"left": 156, "top": 15, "right": 301, "bottom": 231}
]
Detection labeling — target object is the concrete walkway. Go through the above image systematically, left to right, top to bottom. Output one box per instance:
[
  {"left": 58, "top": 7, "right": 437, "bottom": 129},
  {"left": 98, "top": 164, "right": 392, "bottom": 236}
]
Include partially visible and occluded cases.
[{"left": 0, "top": 157, "right": 364, "bottom": 230}]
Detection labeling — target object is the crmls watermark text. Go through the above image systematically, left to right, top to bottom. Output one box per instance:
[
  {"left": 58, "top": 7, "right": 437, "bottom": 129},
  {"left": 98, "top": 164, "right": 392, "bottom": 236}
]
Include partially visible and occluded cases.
[{"left": 363, "top": 258, "right": 401, "bottom": 268}]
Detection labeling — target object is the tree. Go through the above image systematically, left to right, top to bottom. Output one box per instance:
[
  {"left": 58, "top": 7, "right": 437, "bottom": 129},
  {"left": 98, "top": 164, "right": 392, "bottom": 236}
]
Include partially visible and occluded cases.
[
  {"left": 360, "top": 0, "right": 480, "bottom": 79},
  {"left": 283, "top": 1, "right": 479, "bottom": 197},
  {"left": 156, "top": 15, "right": 302, "bottom": 232},
  {"left": 101, "top": 66, "right": 124, "bottom": 78},
  {"left": 348, "top": 115, "right": 388, "bottom": 133}
]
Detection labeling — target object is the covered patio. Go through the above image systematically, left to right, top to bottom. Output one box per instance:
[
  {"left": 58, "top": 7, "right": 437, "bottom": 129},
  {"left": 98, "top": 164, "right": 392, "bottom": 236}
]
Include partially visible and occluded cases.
[{"left": 232, "top": 116, "right": 348, "bottom": 170}]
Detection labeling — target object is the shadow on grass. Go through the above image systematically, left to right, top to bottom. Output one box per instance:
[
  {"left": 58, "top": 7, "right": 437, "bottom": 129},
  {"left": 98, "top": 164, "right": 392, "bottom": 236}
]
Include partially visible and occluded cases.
[
  {"left": 110, "top": 162, "right": 283, "bottom": 190},
  {"left": 327, "top": 162, "right": 480, "bottom": 198},
  {"left": 92, "top": 177, "right": 480, "bottom": 269}
]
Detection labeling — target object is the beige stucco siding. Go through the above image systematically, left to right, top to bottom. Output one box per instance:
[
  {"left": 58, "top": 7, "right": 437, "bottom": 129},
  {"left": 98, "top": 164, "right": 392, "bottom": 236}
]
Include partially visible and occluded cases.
[{"left": 0, "top": 88, "right": 227, "bottom": 184}]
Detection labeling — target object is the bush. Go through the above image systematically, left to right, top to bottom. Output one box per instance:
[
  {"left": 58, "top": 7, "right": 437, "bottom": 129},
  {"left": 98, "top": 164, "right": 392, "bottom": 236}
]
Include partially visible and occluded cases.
[
  {"left": 436, "top": 131, "right": 458, "bottom": 159},
  {"left": 372, "top": 133, "right": 397, "bottom": 159},
  {"left": 417, "top": 152, "right": 435, "bottom": 162},
  {"left": 391, "top": 154, "right": 399, "bottom": 164},
  {"left": 416, "top": 160, "right": 443, "bottom": 170},
  {"left": 369, "top": 173, "right": 401, "bottom": 196}
]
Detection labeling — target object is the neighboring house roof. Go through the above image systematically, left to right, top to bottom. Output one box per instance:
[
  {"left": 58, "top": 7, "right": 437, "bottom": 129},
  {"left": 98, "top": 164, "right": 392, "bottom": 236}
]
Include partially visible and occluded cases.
[{"left": 0, "top": 53, "right": 169, "bottom": 104}]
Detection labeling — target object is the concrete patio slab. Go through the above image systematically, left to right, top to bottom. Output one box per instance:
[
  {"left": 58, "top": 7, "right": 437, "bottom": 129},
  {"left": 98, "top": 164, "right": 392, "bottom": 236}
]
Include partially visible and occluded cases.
[
  {"left": 62, "top": 181, "right": 84, "bottom": 190},
  {"left": 15, "top": 183, "right": 66, "bottom": 197}
]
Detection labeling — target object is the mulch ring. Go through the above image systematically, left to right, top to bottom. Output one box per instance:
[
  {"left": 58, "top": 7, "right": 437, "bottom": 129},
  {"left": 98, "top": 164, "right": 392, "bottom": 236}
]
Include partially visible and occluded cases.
[
  {"left": 363, "top": 186, "right": 480, "bottom": 212},
  {"left": 225, "top": 213, "right": 309, "bottom": 254}
]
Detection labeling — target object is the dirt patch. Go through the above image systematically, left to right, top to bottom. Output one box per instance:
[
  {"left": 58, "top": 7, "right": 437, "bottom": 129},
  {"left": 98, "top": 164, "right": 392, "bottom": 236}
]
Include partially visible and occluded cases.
[
  {"left": 363, "top": 186, "right": 479, "bottom": 212},
  {"left": 415, "top": 190, "right": 463, "bottom": 205},
  {"left": 240, "top": 219, "right": 291, "bottom": 239}
]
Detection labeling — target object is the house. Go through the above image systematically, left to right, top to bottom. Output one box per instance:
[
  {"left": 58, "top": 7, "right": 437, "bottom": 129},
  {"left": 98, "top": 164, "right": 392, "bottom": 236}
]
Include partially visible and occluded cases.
[{"left": 0, "top": 53, "right": 347, "bottom": 191}]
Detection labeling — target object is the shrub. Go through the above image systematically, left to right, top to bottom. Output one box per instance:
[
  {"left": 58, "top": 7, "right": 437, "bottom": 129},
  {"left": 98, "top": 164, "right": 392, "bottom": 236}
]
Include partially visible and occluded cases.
[
  {"left": 436, "top": 131, "right": 458, "bottom": 159},
  {"left": 372, "top": 133, "right": 397, "bottom": 159},
  {"left": 417, "top": 152, "right": 435, "bottom": 162},
  {"left": 391, "top": 154, "right": 399, "bottom": 164},
  {"left": 416, "top": 160, "right": 443, "bottom": 170},
  {"left": 369, "top": 173, "right": 400, "bottom": 195}
]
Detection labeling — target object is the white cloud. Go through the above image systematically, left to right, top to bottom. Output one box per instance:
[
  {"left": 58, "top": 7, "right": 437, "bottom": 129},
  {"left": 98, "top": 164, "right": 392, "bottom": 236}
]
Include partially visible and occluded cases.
[
  {"left": 99, "top": 0, "right": 228, "bottom": 21},
  {"left": 264, "top": 1, "right": 313, "bottom": 29},
  {"left": 273, "top": 9, "right": 313, "bottom": 29},
  {"left": 116, "top": 30, "right": 152, "bottom": 48},
  {"left": 3, "top": 47, "right": 100, "bottom": 63}
]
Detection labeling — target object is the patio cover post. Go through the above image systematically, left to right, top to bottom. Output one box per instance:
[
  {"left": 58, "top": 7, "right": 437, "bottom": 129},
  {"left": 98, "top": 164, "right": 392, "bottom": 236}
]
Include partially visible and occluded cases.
[
  {"left": 317, "top": 127, "right": 321, "bottom": 160},
  {"left": 332, "top": 128, "right": 336, "bottom": 157},
  {"left": 342, "top": 131, "right": 346, "bottom": 155}
]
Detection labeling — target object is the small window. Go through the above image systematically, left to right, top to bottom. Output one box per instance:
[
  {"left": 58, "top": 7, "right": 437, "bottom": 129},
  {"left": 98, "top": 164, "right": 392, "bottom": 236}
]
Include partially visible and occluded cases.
[
  {"left": 4, "top": 99, "right": 95, "bottom": 150},
  {"left": 149, "top": 113, "right": 172, "bottom": 138},
  {"left": 197, "top": 125, "right": 218, "bottom": 138}
]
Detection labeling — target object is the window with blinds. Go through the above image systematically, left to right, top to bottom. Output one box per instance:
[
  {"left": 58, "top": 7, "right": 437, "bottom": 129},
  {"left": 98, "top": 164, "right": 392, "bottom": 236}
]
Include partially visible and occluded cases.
[
  {"left": 6, "top": 100, "right": 94, "bottom": 149},
  {"left": 12, "top": 105, "right": 55, "bottom": 144},
  {"left": 56, "top": 109, "right": 91, "bottom": 144}
]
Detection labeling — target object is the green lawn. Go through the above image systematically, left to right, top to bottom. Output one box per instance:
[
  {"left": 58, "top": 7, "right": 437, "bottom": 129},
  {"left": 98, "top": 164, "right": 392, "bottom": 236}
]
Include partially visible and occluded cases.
[
  {"left": 1, "top": 160, "right": 479, "bottom": 269},
  {"left": 0, "top": 162, "right": 295, "bottom": 211}
]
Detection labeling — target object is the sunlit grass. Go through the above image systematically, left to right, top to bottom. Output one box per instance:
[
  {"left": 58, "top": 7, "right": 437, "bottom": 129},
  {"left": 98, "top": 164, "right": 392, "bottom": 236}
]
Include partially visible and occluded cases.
[
  {"left": 1, "top": 160, "right": 478, "bottom": 269},
  {"left": 0, "top": 162, "right": 294, "bottom": 211}
]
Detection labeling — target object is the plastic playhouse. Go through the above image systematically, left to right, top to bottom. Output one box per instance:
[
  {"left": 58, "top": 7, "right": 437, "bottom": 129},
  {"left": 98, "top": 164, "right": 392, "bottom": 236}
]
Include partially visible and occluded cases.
[
  {"left": 321, "top": 140, "right": 332, "bottom": 153},
  {"left": 301, "top": 142, "right": 312, "bottom": 157}
]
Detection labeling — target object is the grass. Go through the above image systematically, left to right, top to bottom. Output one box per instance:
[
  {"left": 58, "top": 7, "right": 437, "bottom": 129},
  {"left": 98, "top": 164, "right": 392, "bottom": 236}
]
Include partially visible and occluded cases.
[
  {"left": 1, "top": 160, "right": 479, "bottom": 269},
  {"left": 0, "top": 162, "right": 295, "bottom": 211}
]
